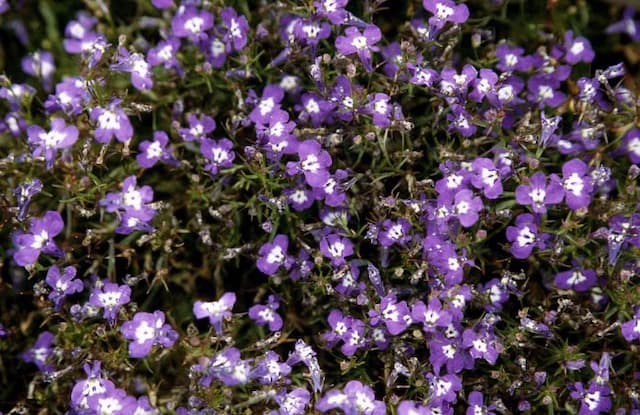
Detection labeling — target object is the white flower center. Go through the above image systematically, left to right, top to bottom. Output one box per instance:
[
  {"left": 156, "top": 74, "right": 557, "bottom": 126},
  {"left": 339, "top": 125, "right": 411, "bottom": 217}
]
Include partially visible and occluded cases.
[
  {"left": 351, "top": 36, "right": 368, "bottom": 50},
  {"left": 517, "top": 226, "right": 536, "bottom": 247}
]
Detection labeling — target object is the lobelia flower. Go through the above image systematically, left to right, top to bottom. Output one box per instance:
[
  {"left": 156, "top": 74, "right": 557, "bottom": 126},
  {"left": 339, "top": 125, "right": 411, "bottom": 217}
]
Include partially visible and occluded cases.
[
  {"left": 314, "top": 0, "right": 349, "bottom": 24},
  {"left": 423, "top": 0, "right": 470, "bottom": 30},
  {"left": 171, "top": 7, "right": 213, "bottom": 43},
  {"left": 220, "top": 7, "right": 249, "bottom": 52},
  {"left": 605, "top": 7, "right": 640, "bottom": 41},
  {"left": 63, "top": 11, "right": 101, "bottom": 54},
  {"left": 293, "top": 17, "right": 331, "bottom": 47},
  {"left": 335, "top": 24, "right": 382, "bottom": 73},
  {"left": 563, "top": 30, "right": 595, "bottom": 65},
  {"left": 147, "top": 37, "right": 183, "bottom": 76},
  {"left": 495, "top": 43, "right": 531, "bottom": 72},
  {"left": 111, "top": 47, "right": 153, "bottom": 91},
  {"left": 21, "top": 50, "right": 55, "bottom": 90},
  {"left": 408, "top": 62, "right": 439, "bottom": 87},
  {"left": 440, "top": 64, "right": 477, "bottom": 97},
  {"left": 469, "top": 68, "right": 498, "bottom": 103},
  {"left": 527, "top": 74, "right": 566, "bottom": 108},
  {"left": 495, "top": 75, "right": 525, "bottom": 108},
  {"left": 44, "top": 76, "right": 91, "bottom": 115},
  {"left": 0, "top": 83, "right": 36, "bottom": 111},
  {"left": 250, "top": 85, "right": 285, "bottom": 124},
  {"left": 298, "top": 92, "right": 335, "bottom": 127},
  {"left": 366, "top": 93, "right": 392, "bottom": 128},
  {"left": 90, "top": 99, "right": 134, "bottom": 144},
  {"left": 447, "top": 104, "right": 476, "bottom": 137},
  {"left": 1, "top": 111, "right": 27, "bottom": 138},
  {"left": 539, "top": 111, "right": 561, "bottom": 149},
  {"left": 179, "top": 113, "right": 216, "bottom": 142},
  {"left": 26, "top": 117, "right": 78, "bottom": 170},
  {"left": 620, "top": 128, "right": 640, "bottom": 164},
  {"left": 136, "top": 130, "right": 177, "bottom": 168},
  {"left": 200, "top": 137, "right": 235, "bottom": 176},
  {"left": 286, "top": 139, "right": 332, "bottom": 187},
  {"left": 471, "top": 157, "right": 503, "bottom": 199},
  {"left": 550, "top": 159, "right": 593, "bottom": 210},
  {"left": 515, "top": 172, "right": 564, "bottom": 214},
  {"left": 99, "top": 175, "right": 156, "bottom": 234},
  {"left": 14, "top": 178, "right": 43, "bottom": 221},
  {"left": 284, "top": 183, "right": 314, "bottom": 212},
  {"left": 452, "top": 189, "right": 483, "bottom": 227},
  {"left": 12, "top": 210, "right": 64, "bottom": 266},
  {"left": 506, "top": 213, "right": 548, "bottom": 259},
  {"left": 378, "top": 218, "right": 412, "bottom": 247},
  {"left": 319, "top": 233, "right": 354, "bottom": 267},
  {"left": 257, "top": 234, "right": 293, "bottom": 276},
  {"left": 46, "top": 265, "right": 83, "bottom": 311},
  {"left": 89, "top": 281, "right": 132, "bottom": 324},
  {"left": 193, "top": 291, "right": 236, "bottom": 335},
  {"left": 369, "top": 293, "right": 411, "bottom": 336},
  {"left": 248, "top": 295, "right": 284, "bottom": 332},
  {"left": 411, "top": 297, "right": 452, "bottom": 334},
  {"left": 621, "top": 308, "right": 640, "bottom": 342},
  {"left": 120, "top": 310, "right": 179, "bottom": 358},
  {"left": 462, "top": 328, "right": 500, "bottom": 364},
  {"left": 20, "top": 331, "right": 55, "bottom": 373},
  {"left": 428, "top": 334, "right": 469, "bottom": 374},
  {"left": 287, "top": 339, "right": 323, "bottom": 393},
  {"left": 253, "top": 350, "right": 291, "bottom": 384},
  {"left": 70, "top": 361, "right": 116, "bottom": 411},
  {"left": 425, "top": 371, "right": 462, "bottom": 403},
  {"left": 316, "top": 380, "right": 386, "bottom": 414},
  {"left": 569, "top": 382, "right": 612, "bottom": 415},
  {"left": 86, "top": 387, "right": 136, "bottom": 415},
  {"left": 272, "top": 388, "right": 311, "bottom": 415},
  {"left": 466, "top": 391, "right": 496, "bottom": 415},
  {"left": 124, "top": 396, "right": 159, "bottom": 415}
]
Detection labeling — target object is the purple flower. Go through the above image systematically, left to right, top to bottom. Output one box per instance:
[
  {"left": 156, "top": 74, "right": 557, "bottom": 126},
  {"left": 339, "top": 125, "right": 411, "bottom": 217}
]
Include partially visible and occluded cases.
[
  {"left": 314, "top": 0, "right": 348, "bottom": 24},
  {"left": 423, "top": 0, "right": 469, "bottom": 29},
  {"left": 171, "top": 7, "right": 213, "bottom": 43},
  {"left": 220, "top": 7, "right": 249, "bottom": 52},
  {"left": 606, "top": 8, "right": 640, "bottom": 41},
  {"left": 63, "top": 12, "right": 99, "bottom": 54},
  {"left": 294, "top": 18, "right": 331, "bottom": 47},
  {"left": 335, "top": 25, "right": 382, "bottom": 73},
  {"left": 563, "top": 30, "right": 595, "bottom": 64},
  {"left": 147, "top": 37, "right": 183, "bottom": 75},
  {"left": 495, "top": 43, "right": 531, "bottom": 72},
  {"left": 111, "top": 48, "right": 153, "bottom": 91},
  {"left": 21, "top": 50, "right": 55, "bottom": 90},
  {"left": 440, "top": 64, "right": 477, "bottom": 97},
  {"left": 469, "top": 68, "right": 498, "bottom": 103},
  {"left": 527, "top": 74, "right": 566, "bottom": 108},
  {"left": 44, "top": 76, "right": 91, "bottom": 115},
  {"left": 0, "top": 83, "right": 36, "bottom": 111},
  {"left": 250, "top": 85, "right": 285, "bottom": 124},
  {"left": 298, "top": 92, "right": 335, "bottom": 127},
  {"left": 366, "top": 93, "right": 392, "bottom": 128},
  {"left": 90, "top": 99, "right": 133, "bottom": 144},
  {"left": 447, "top": 104, "right": 476, "bottom": 137},
  {"left": 179, "top": 113, "right": 216, "bottom": 142},
  {"left": 26, "top": 118, "right": 78, "bottom": 170},
  {"left": 620, "top": 128, "right": 640, "bottom": 164},
  {"left": 136, "top": 131, "right": 176, "bottom": 168},
  {"left": 200, "top": 138, "right": 235, "bottom": 176},
  {"left": 287, "top": 139, "right": 332, "bottom": 187},
  {"left": 471, "top": 157, "right": 503, "bottom": 199},
  {"left": 549, "top": 159, "right": 593, "bottom": 210},
  {"left": 515, "top": 172, "right": 564, "bottom": 214},
  {"left": 99, "top": 175, "right": 156, "bottom": 234},
  {"left": 14, "top": 178, "right": 43, "bottom": 221},
  {"left": 453, "top": 189, "right": 483, "bottom": 227},
  {"left": 12, "top": 210, "right": 64, "bottom": 266},
  {"left": 506, "top": 213, "right": 547, "bottom": 259},
  {"left": 378, "top": 218, "right": 412, "bottom": 247},
  {"left": 319, "top": 233, "right": 354, "bottom": 267},
  {"left": 257, "top": 234, "right": 293, "bottom": 276},
  {"left": 46, "top": 265, "right": 83, "bottom": 310},
  {"left": 89, "top": 281, "right": 132, "bottom": 324},
  {"left": 193, "top": 291, "right": 236, "bottom": 334},
  {"left": 369, "top": 293, "right": 411, "bottom": 336},
  {"left": 248, "top": 295, "right": 283, "bottom": 332},
  {"left": 411, "top": 298, "right": 452, "bottom": 333},
  {"left": 621, "top": 309, "right": 640, "bottom": 342},
  {"left": 120, "top": 310, "right": 178, "bottom": 358},
  {"left": 462, "top": 328, "right": 500, "bottom": 364},
  {"left": 21, "top": 331, "right": 55, "bottom": 373},
  {"left": 428, "top": 334, "right": 468, "bottom": 374},
  {"left": 287, "top": 339, "right": 323, "bottom": 393},
  {"left": 253, "top": 350, "right": 291, "bottom": 384},
  {"left": 70, "top": 361, "right": 116, "bottom": 411},
  {"left": 426, "top": 372, "right": 462, "bottom": 403},
  {"left": 316, "top": 380, "right": 386, "bottom": 414},
  {"left": 570, "top": 382, "right": 612, "bottom": 415},
  {"left": 86, "top": 387, "right": 136, "bottom": 415},
  {"left": 272, "top": 388, "right": 311, "bottom": 415},
  {"left": 466, "top": 391, "right": 496, "bottom": 415},
  {"left": 124, "top": 396, "right": 159, "bottom": 415}
]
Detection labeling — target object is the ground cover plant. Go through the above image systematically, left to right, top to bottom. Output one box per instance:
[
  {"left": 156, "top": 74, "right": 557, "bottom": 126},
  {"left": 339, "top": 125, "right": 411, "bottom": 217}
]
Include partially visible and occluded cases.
[{"left": 2, "top": 0, "right": 640, "bottom": 413}]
